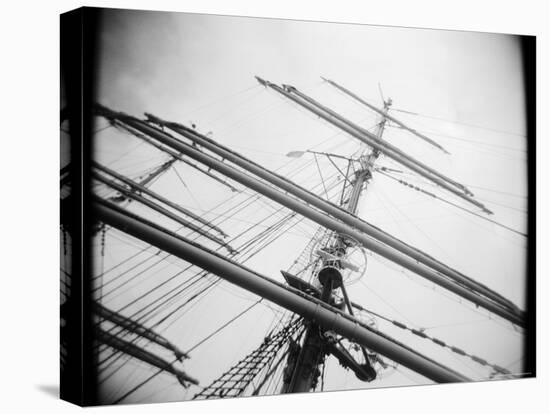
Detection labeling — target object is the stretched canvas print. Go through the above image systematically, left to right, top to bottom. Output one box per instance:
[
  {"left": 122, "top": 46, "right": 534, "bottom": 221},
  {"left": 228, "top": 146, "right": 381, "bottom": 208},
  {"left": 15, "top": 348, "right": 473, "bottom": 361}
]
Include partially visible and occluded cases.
[{"left": 60, "top": 7, "right": 535, "bottom": 406}]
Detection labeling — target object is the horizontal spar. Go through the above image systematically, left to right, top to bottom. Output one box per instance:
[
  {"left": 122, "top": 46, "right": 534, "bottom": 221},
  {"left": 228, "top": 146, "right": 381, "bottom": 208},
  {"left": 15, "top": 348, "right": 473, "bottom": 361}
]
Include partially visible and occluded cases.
[
  {"left": 321, "top": 76, "right": 450, "bottom": 154},
  {"left": 257, "top": 78, "right": 490, "bottom": 213},
  {"left": 281, "top": 80, "right": 464, "bottom": 192},
  {"left": 97, "top": 110, "right": 524, "bottom": 327},
  {"left": 150, "top": 113, "right": 521, "bottom": 316},
  {"left": 109, "top": 117, "right": 240, "bottom": 192},
  {"left": 93, "top": 161, "right": 228, "bottom": 237},
  {"left": 92, "top": 172, "right": 237, "bottom": 254},
  {"left": 93, "top": 199, "right": 470, "bottom": 384},
  {"left": 93, "top": 302, "right": 188, "bottom": 360},
  {"left": 96, "top": 327, "right": 198, "bottom": 386}
]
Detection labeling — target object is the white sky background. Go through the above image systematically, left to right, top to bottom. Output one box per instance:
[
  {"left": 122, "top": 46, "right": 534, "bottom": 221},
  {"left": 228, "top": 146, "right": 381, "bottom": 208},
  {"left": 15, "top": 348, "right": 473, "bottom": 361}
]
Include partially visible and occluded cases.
[{"left": 92, "top": 8, "right": 528, "bottom": 404}]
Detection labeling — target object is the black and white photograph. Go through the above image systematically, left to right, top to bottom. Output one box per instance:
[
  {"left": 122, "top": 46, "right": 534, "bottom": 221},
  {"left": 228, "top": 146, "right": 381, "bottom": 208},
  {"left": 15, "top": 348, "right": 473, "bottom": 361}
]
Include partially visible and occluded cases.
[{"left": 58, "top": 3, "right": 535, "bottom": 409}]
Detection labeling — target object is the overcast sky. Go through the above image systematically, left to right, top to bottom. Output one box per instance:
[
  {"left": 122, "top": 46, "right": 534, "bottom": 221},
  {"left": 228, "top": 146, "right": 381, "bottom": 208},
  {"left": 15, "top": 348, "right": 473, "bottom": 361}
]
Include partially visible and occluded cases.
[{"left": 92, "top": 8, "right": 528, "bottom": 404}]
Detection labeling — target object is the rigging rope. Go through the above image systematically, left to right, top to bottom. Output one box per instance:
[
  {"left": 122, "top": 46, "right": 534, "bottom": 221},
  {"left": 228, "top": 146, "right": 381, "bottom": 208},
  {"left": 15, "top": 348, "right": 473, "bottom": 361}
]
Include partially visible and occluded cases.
[
  {"left": 390, "top": 107, "right": 526, "bottom": 138},
  {"left": 313, "top": 153, "right": 329, "bottom": 200},
  {"left": 377, "top": 169, "right": 526, "bottom": 237},
  {"left": 186, "top": 299, "right": 263, "bottom": 354},
  {"left": 353, "top": 300, "right": 511, "bottom": 376},
  {"left": 193, "top": 318, "right": 304, "bottom": 399}
]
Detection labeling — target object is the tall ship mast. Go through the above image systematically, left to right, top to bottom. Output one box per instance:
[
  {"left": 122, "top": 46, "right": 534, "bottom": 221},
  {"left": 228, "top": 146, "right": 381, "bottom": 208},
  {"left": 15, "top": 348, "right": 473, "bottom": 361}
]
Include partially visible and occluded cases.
[{"left": 60, "top": 9, "right": 532, "bottom": 406}]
